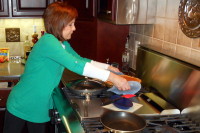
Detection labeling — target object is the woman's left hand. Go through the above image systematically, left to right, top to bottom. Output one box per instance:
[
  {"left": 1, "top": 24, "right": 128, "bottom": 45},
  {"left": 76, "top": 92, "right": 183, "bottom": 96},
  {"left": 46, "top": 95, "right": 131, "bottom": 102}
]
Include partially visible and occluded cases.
[{"left": 108, "top": 65, "right": 120, "bottom": 73}]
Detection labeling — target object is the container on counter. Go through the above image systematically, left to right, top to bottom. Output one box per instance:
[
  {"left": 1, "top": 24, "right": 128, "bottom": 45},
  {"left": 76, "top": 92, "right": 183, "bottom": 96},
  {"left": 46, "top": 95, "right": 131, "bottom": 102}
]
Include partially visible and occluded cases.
[{"left": 23, "top": 35, "right": 31, "bottom": 59}]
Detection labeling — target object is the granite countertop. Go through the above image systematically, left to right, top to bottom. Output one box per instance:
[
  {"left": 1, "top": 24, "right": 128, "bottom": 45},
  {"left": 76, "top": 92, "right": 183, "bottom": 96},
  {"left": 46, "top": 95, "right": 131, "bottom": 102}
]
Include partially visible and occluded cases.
[
  {"left": 0, "top": 59, "right": 25, "bottom": 80},
  {"left": 0, "top": 59, "right": 83, "bottom": 83}
]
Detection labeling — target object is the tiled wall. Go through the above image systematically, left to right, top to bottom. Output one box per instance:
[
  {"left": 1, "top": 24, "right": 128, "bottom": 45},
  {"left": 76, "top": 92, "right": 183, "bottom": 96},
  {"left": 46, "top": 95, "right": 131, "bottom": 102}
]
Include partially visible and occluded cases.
[
  {"left": 128, "top": 0, "right": 200, "bottom": 68},
  {"left": 0, "top": 18, "right": 44, "bottom": 56}
]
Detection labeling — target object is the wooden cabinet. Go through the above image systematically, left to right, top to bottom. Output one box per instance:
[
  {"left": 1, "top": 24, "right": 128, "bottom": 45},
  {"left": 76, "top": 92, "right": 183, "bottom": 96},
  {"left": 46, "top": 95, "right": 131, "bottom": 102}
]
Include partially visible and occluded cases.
[
  {"left": 0, "top": 0, "right": 55, "bottom": 18},
  {"left": 0, "top": 0, "right": 9, "bottom": 17},
  {"left": 0, "top": 0, "right": 94, "bottom": 18},
  {"left": 12, "top": 0, "right": 55, "bottom": 17},
  {"left": 64, "top": 0, "right": 96, "bottom": 21},
  {"left": 66, "top": 0, "right": 97, "bottom": 59},
  {"left": 69, "top": 20, "right": 97, "bottom": 59},
  {"left": 96, "top": 20, "right": 129, "bottom": 66},
  {"left": 0, "top": 86, "right": 55, "bottom": 133},
  {"left": 0, "top": 88, "right": 11, "bottom": 133}
]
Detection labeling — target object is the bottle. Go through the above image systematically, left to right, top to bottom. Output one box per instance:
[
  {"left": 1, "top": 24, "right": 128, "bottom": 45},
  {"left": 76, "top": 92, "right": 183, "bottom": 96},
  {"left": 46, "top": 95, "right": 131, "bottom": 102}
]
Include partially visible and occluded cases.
[
  {"left": 32, "top": 25, "right": 38, "bottom": 45},
  {"left": 41, "top": 30, "right": 45, "bottom": 36},
  {"left": 23, "top": 35, "right": 31, "bottom": 59},
  {"left": 122, "top": 35, "right": 130, "bottom": 73}
]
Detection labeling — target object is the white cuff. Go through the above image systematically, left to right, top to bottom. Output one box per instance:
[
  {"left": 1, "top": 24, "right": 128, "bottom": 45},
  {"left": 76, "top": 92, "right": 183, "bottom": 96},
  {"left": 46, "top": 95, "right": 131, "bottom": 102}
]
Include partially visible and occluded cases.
[
  {"left": 91, "top": 60, "right": 110, "bottom": 69},
  {"left": 83, "top": 62, "right": 110, "bottom": 81}
]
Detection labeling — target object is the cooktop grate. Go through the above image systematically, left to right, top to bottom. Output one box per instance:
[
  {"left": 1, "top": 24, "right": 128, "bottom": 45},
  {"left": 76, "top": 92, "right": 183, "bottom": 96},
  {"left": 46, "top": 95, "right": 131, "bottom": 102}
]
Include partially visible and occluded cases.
[{"left": 79, "top": 114, "right": 200, "bottom": 133}]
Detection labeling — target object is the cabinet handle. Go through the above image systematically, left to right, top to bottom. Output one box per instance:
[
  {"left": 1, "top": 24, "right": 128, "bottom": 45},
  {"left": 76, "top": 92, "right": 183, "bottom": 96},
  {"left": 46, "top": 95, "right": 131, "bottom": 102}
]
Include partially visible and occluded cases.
[
  {"left": 86, "top": 0, "right": 89, "bottom": 9},
  {"left": 13, "top": 8, "right": 17, "bottom": 12},
  {"left": 106, "top": 10, "right": 112, "bottom": 14}
]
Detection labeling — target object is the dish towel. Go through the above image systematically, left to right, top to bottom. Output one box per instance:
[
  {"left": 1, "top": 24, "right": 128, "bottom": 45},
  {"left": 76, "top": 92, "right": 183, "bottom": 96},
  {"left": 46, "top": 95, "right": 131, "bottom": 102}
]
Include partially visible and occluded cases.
[
  {"left": 107, "top": 81, "right": 141, "bottom": 95},
  {"left": 102, "top": 102, "right": 143, "bottom": 113}
]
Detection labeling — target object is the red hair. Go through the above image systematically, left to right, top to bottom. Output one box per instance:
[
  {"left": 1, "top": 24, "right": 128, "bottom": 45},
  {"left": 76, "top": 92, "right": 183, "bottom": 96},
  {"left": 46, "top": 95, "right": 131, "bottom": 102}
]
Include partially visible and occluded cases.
[{"left": 43, "top": 1, "right": 78, "bottom": 41}]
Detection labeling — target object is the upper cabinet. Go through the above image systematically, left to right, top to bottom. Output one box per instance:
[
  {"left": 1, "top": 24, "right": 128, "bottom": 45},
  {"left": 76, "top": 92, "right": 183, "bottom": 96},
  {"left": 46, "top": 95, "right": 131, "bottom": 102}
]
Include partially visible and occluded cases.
[
  {"left": 0, "top": 0, "right": 55, "bottom": 18},
  {"left": 0, "top": 0, "right": 9, "bottom": 17},
  {"left": 0, "top": 0, "right": 96, "bottom": 19},
  {"left": 12, "top": 0, "right": 55, "bottom": 17},
  {"left": 66, "top": 0, "right": 96, "bottom": 21},
  {"left": 97, "top": 0, "right": 156, "bottom": 24}
]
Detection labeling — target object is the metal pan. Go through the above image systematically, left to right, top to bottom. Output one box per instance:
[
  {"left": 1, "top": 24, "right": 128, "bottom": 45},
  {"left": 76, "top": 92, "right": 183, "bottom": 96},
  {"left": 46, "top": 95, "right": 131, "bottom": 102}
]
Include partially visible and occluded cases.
[
  {"left": 67, "top": 78, "right": 107, "bottom": 101},
  {"left": 100, "top": 111, "right": 146, "bottom": 133}
]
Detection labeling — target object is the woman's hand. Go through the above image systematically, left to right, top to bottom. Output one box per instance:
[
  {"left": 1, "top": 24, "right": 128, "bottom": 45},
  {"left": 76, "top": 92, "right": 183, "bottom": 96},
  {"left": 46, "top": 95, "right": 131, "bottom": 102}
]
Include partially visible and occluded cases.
[
  {"left": 107, "top": 65, "right": 120, "bottom": 73},
  {"left": 107, "top": 72, "right": 130, "bottom": 91}
]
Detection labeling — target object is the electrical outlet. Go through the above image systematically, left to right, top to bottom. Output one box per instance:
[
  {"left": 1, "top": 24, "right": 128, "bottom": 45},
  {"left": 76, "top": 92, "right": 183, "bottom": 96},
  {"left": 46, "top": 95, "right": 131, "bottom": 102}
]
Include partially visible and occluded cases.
[
  {"left": 5, "top": 28, "right": 20, "bottom": 42},
  {"left": 135, "top": 41, "right": 140, "bottom": 55}
]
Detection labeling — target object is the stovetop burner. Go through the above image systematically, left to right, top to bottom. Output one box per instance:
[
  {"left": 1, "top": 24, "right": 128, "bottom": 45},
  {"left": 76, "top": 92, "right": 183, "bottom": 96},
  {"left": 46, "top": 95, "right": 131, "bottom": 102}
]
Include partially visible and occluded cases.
[
  {"left": 61, "top": 87, "right": 113, "bottom": 100},
  {"left": 143, "top": 114, "right": 200, "bottom": 133}
]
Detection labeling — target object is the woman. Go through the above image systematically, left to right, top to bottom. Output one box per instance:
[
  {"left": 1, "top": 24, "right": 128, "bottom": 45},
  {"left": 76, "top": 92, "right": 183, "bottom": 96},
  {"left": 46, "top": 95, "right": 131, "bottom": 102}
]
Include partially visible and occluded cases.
[{"left": 3, "top": 1, "right": 130, "bottom": 133}]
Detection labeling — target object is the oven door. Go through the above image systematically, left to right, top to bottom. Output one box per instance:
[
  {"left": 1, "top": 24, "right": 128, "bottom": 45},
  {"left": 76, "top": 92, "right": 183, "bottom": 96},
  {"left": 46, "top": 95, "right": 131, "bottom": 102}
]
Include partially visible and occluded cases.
[{"left": 52, "top": 87, "right": 85, "bottom": 133}]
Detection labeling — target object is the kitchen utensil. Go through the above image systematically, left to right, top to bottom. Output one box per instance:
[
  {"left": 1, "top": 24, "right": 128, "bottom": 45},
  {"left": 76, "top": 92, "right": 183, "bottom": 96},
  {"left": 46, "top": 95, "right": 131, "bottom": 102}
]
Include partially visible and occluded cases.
[
  {"left": 66, "top": 78, "right": 107, "bottom": 101},
  {"left": 107, "top": 81, "right": 141, "bottom": 95},
  {"left": 102, "top": 94, "right": 136, "bottom": 106},
  {"left": 100, "top": 111, "right": 146, "bottom": 133}
]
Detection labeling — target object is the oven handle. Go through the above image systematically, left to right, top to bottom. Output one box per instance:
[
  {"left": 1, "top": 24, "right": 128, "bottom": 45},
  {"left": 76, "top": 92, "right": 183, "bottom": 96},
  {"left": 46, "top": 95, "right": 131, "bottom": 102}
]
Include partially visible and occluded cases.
[{"left": 86, "top": 0, "right": 89, "bottom": 9}]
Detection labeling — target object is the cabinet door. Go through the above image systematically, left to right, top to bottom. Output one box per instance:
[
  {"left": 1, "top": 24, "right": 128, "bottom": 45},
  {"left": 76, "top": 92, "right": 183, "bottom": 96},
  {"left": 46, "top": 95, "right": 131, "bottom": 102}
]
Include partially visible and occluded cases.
[
  {"left": 0, "top": 0, "right": 9, "bottom": 17},
  {"left": 12, "top": 0, "right": 55, "bottom": 17},
  {"left": 66, "top": 0, "right": 96, "bottom": 21}
]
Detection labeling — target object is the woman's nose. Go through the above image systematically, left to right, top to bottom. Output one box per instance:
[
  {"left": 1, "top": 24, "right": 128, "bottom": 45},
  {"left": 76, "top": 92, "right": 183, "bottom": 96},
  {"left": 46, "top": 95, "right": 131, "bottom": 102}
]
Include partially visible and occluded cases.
[{"left": 73, "top": 25, "right": 76, "bottom": 31}]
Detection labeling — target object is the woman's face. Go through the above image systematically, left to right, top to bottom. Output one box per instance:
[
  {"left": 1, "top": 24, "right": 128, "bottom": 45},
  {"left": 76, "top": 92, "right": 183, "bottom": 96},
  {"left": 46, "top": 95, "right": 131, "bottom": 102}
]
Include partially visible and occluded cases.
[{"left": 62, "top": 19, "right": 76, "bottom": 40}]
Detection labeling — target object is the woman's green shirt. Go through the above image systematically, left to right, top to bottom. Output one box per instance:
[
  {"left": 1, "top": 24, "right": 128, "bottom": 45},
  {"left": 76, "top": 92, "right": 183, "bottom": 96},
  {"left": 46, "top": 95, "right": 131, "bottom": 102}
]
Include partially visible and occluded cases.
[{"left": 7, "top": 33, "right": 91, "bottom": 123}]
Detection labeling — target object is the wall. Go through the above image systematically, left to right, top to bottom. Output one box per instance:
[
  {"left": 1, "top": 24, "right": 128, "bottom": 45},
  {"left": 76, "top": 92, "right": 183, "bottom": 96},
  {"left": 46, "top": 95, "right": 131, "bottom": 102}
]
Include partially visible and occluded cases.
[
  {"left": 128, "top": 0, "right": 200, "bottom": 68},
  {"left": 0, "top": 18, "right": 44, "bottom": 56}
]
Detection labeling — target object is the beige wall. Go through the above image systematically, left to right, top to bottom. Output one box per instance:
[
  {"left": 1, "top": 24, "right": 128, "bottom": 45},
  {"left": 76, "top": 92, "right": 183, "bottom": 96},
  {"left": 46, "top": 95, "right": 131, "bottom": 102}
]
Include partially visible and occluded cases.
[
  {"left": 129, "top": 0, "right": 200, "bottom": 68},
  {"left": 0, "top": 18, "right": 44, "bottom": 56}
]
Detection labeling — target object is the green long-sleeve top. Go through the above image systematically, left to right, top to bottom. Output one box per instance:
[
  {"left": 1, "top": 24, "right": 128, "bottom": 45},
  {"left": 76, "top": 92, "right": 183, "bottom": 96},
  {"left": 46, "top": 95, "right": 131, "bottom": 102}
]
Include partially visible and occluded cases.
[{"left": 6, "top": 33, "right": 91, "bottom": 123}]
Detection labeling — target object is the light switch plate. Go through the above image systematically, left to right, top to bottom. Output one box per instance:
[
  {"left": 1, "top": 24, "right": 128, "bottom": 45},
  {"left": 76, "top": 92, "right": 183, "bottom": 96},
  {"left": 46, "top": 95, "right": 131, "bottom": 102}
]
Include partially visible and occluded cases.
[{"left": 5, "top": 28, "right": 20, "bottom": 42}]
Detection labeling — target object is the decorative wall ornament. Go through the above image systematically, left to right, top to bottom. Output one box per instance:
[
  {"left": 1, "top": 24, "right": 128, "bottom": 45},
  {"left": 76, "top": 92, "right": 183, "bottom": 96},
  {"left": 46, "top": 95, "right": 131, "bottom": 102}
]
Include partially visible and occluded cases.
[
  {"left": 178, "top": 0, "right": 200, "bottom": 38},
  {"left": 5, "top": 28, "right": 20, "bottom": 42}
]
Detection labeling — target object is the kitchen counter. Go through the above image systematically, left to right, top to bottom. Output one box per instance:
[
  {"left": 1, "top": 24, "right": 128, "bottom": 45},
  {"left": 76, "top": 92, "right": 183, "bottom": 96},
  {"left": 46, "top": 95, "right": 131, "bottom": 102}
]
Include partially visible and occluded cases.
[{"left": 0, "top": 59, "right": 24, "bottom": 81}]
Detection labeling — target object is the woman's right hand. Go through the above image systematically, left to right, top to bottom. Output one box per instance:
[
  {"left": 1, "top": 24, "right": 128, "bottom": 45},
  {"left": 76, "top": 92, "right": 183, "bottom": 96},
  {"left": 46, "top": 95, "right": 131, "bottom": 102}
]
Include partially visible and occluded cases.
[{"left": 107, "top": 72, "right": 130, "bottom": 91}]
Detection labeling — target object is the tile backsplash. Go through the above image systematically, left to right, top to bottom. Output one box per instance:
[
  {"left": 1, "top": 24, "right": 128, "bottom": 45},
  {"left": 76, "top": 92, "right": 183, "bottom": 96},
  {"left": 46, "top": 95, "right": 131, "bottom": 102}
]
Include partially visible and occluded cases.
[
  {"left": 128, "top": 0, "right": 200, "bottom": 68},
  {"left": 0, "top": 18, "right": 44, "bottom": 56}
]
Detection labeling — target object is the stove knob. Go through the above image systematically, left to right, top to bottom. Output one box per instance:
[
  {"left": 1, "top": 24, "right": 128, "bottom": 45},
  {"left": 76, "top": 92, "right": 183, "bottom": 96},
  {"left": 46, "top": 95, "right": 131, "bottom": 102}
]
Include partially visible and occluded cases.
[
  {"left": 49, "top": 109, "right": 61, "bottom": 124},
  {"left": 55, "top": 118, "right": 61, "bottom": 124}
]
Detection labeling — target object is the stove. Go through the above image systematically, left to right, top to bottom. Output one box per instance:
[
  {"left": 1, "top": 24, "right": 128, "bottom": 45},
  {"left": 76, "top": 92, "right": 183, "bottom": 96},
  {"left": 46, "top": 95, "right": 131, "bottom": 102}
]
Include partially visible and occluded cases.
[
  {"left": 52, "top": 46, "right": 200, "bottom": 133},
  {"left": 51, "top": 87, "right": 200, "bottom": 133}
]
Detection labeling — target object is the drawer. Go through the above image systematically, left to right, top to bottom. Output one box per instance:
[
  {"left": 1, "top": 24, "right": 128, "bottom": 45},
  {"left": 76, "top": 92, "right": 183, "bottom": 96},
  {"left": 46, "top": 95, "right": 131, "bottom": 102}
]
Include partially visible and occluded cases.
[{"left": 0, "top": 88, "right": 12, "bottom": 107}]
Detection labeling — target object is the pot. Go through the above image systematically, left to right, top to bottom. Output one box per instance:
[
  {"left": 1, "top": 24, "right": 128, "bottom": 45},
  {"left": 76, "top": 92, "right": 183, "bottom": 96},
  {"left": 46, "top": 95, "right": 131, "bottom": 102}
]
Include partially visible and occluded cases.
[
  {"left": 67, "top": 78, "right": 107, "bottom": 101},
  {"left": 100, "top": 111, "right": 146, "bottom": 133}
]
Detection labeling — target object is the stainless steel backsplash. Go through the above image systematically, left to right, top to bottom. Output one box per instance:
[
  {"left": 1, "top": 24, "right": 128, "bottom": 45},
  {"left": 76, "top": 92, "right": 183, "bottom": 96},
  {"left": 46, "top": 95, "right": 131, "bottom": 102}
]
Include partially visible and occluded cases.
[{"left": 136, "top": 46, "right": 200, "bottom": 111}]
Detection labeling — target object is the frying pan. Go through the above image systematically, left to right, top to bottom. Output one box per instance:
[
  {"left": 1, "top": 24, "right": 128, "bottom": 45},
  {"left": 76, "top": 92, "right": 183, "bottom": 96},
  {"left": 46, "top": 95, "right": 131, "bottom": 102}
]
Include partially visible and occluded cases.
[
  {"left": 67, "top": 78, "right": 107, "bottom": 100},
  {"left": 100, "top": 111, "right": 146, "bottom": 133}
]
